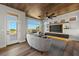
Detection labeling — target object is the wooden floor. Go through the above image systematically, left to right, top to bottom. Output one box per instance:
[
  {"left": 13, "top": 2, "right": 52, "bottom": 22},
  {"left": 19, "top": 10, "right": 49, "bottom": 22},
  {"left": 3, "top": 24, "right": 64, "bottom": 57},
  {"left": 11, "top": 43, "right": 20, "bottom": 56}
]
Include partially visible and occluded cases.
[
  {"left": 0, "top": 41, "right": 79, "bottom": 56},
  {"left": 0, "top": 42, "right": 48, "bottom": 56}
]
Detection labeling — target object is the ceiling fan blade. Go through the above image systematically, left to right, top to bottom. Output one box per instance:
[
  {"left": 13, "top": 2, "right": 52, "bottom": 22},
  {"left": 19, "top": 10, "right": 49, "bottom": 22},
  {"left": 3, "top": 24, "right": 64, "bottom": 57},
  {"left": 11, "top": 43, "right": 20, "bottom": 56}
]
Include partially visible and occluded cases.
[{"left": 50, "top": 13, "right": 55, "bottom": 16}]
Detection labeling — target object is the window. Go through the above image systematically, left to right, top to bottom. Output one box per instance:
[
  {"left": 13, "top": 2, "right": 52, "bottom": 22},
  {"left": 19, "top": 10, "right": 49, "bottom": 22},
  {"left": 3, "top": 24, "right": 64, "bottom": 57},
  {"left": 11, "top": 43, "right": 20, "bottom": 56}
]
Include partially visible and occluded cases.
[{"left": 27, "top": 18, "right": 41, "bottom": 33}]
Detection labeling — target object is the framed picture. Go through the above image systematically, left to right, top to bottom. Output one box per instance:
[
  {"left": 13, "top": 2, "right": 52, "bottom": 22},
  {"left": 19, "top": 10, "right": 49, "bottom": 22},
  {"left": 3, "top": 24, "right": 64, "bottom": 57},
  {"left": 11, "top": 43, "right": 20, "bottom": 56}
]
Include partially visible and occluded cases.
[
  {"left": 70, "top": 16, "right": 76, "bottom": 21},
  {"left": 60, "top": 19, "right": 69, "bottom": 23},
  {"left": 60, "top": 19, "right": 65, "bottom": 23}
]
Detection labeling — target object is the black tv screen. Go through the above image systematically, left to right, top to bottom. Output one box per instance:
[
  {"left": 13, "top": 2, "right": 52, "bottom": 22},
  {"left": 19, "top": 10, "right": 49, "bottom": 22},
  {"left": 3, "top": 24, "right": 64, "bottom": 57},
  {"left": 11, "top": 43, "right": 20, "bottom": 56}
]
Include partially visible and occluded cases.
[{"left": 49, "top": 25, "right": 62, "bottom": 33}]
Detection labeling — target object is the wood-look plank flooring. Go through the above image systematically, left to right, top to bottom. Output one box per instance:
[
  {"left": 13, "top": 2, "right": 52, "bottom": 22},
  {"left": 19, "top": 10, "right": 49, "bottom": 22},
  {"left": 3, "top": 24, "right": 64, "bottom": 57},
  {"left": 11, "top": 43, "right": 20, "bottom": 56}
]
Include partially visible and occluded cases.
[
  {"left": 0, "top": 41, "right": 79, "bottom": 56},
  {"left": 0, "top": 42, "right": 47, "bottom": 56}
]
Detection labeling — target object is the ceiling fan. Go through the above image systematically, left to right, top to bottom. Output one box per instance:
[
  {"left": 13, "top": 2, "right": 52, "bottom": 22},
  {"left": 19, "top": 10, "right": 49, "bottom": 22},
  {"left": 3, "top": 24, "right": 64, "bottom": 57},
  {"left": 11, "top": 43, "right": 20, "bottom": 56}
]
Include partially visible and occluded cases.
[
  {"left": 38, "top": 11, "right": 57, "bottom": 20},
  {"left": 45, "top": 12, "right": 57, "bottom": 19}
]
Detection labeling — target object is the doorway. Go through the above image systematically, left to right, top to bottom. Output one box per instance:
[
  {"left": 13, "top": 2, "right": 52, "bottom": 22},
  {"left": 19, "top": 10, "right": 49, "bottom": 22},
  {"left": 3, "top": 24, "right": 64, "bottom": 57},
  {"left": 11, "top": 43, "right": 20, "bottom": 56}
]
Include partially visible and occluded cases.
[{"left": 6, "top": 13, "right": 18, "bottom": 45}]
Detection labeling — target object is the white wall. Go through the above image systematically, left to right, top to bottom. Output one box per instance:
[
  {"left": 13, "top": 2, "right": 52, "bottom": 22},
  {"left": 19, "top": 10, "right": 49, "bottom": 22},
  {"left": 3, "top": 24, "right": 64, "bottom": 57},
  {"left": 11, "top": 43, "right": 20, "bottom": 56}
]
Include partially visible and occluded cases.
[
  {"left": 0, "top": 4, "right": 26, "bottom": 48},
  {"left": 43, "top": 10, "right": 79, "bottom": 41},
  {"left": 43, "top": 18, "right": 52, "bottom": 33}
]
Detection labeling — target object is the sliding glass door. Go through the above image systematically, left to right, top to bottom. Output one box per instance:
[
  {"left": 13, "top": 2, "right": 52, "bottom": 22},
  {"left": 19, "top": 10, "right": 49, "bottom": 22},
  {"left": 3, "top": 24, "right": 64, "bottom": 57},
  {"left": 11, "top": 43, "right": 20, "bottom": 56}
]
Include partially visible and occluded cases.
[{"left": 6, "top": 14, "right": 18, "bottom": 45}]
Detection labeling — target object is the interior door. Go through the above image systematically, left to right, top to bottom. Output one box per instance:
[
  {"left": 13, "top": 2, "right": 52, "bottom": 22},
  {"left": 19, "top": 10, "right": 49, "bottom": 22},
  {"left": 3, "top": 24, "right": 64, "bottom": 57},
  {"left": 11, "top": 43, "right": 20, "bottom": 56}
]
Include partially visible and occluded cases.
[{"left": 6, "top": 14, "right": 18, "bottom": 45}]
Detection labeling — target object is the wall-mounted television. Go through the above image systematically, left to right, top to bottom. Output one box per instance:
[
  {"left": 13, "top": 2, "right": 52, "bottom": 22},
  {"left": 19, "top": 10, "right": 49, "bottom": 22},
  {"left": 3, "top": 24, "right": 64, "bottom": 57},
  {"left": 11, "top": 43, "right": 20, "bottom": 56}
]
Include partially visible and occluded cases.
[{"left": 49, "top": 24, "right": 63, "bottom": 33}]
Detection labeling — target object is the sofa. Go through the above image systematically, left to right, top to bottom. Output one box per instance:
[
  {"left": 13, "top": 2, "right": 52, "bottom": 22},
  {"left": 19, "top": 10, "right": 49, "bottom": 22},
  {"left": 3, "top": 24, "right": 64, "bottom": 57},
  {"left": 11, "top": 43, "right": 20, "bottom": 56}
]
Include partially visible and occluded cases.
[{"left": 26, "top": 34, "right": 50, "bottom": 51}]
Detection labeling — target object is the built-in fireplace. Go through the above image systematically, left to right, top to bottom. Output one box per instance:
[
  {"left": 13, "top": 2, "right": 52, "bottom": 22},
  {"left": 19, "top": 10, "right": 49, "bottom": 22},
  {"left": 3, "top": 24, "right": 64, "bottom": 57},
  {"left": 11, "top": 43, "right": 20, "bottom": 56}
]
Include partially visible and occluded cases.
[
  {"left": 45, "top": 24, "right": 69, "bottom": 39},
  {"left": 49, "top": 24, "right": 63, "bottom": 33}
]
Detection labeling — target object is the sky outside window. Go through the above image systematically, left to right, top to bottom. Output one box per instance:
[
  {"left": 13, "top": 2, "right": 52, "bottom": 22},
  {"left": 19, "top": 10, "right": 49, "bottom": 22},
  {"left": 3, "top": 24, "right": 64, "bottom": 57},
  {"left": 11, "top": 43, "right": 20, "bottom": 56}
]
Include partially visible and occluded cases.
[
  {"left": 7, "top": 15, "right": 17, "bottom": 29},
  {"left": 27, "top": 20, "right": 40, "bottom": 29},
  {"left": 9, "top": 22, "right": 16, "bottom": 29}
]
